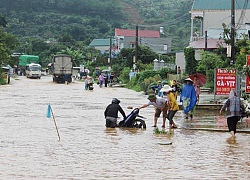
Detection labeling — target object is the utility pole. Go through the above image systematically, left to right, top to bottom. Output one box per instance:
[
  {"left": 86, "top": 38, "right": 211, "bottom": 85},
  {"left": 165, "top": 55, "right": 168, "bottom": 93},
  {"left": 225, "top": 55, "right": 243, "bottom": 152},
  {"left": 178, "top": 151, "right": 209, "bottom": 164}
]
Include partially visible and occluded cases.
[
  {"left": 231, "top": 0, "right": 235, "bottom": 65},
  {"left": 135, "top": 25, "right": 138, "bottom": 65},
  {"left": 205, "top": 31, "right": 208, "bottom": 51},
  {"left": 109, "top": 36, "right": 112, "bottom": 67}
]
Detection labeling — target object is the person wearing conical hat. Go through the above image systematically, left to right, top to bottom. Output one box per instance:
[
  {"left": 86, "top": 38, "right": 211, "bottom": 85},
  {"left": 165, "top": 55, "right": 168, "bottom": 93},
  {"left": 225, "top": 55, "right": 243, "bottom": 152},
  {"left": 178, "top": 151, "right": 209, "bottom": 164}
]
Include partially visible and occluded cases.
[
  {"left": 180, "top": 78, "right": 197, "bottom": 120},
  {"left": 139, "top": 94, "right": 168, "bottom": 128}
]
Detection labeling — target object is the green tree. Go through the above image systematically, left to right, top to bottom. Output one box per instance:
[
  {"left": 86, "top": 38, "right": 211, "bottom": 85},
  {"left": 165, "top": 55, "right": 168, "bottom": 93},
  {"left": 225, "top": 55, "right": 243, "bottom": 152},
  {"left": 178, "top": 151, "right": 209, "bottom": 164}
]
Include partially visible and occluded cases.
[
  {"left": 0, "top": 13, "right": 7, "bottom": 28},
  {"left": 0, "top": 29, "right": 18, "bottom": 66},
  {"left": 234, "top": 37, "right": 250, "bottom": 71},
  {"left": 138, "top": 45, "right": 158, "bottom": 64},
  {"left": 59, "top": 47, "right": 85, "bottom": 66},
  {"left": 184, "top": 47, "right": 197, "bottom": 75},
  {"left": 196, "top": 51, "right": 226, "bottom": 89}
]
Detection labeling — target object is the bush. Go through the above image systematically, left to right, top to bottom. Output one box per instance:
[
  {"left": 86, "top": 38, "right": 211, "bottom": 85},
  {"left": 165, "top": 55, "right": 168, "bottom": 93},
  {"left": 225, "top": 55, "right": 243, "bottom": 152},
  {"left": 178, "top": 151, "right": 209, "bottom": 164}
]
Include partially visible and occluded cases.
[
  {"left": 119, "top": 67, "right": 130, "bottom": 84},
  {"left": 158, "top": 67, "right": 175, "bottom": 79},
  {"left": 125, "top": 68, "right": 176, "bottom": 93},
  {"left": 206, "top": 69, "right": 214, "bottom": 90}
]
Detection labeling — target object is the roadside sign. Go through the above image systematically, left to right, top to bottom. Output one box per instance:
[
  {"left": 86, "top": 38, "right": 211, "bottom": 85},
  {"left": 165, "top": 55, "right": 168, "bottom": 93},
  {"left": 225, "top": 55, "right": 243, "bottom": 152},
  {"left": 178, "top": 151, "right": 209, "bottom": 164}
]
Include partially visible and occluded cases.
[
  {"left": 245, "top": 55, "right": 250, "bottom": 93},
  {"left": 215, "top": 68, "right": 236, "bottom": 95}
]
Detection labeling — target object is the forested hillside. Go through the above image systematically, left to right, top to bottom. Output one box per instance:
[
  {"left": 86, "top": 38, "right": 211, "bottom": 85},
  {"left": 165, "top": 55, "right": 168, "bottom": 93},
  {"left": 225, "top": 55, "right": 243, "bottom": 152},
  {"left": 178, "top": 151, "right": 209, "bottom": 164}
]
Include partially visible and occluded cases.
[{"left": 0, "top": 0, "right": 193, "bottom": 52}]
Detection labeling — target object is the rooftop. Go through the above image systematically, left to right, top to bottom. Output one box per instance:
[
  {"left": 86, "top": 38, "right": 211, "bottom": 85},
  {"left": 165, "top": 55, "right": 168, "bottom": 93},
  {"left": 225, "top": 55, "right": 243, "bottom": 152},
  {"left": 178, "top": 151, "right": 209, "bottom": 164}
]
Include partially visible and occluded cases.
[
  {"left": 192, "top": 0, "right": 250, "bottom": 10},
  {"left": 189, "top": 38, "right": 227, "bottom": 49},
  {"left": 89, "top": 39, "right": 110, "bottom": 47}
]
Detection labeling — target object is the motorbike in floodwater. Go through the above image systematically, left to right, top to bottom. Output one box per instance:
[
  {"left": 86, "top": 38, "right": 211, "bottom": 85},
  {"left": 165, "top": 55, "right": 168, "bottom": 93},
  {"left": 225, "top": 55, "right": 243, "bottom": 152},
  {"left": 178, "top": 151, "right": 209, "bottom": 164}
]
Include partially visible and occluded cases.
[{"left": 118, "top": 108, "right": 147, "bottom": 129}]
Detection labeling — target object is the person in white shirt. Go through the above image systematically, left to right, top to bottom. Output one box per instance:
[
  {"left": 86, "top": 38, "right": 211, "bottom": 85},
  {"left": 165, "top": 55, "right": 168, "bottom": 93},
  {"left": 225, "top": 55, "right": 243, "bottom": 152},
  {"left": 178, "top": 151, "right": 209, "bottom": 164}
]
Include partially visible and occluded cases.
[{"left": 139, "top": 94, "right": 168, "bottom": 128}]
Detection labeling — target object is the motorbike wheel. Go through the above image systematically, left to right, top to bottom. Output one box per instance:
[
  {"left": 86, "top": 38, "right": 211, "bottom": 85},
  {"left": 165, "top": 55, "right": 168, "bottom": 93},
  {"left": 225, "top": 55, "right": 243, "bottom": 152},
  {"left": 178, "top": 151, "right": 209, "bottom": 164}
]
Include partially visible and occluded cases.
[{"left": 131, "top": 119, "right": 146, "bottom": 129}]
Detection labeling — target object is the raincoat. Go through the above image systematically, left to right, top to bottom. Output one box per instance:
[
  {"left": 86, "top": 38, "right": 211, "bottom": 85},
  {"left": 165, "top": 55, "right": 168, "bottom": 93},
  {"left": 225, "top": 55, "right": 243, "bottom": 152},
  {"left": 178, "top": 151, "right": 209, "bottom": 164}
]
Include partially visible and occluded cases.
[{"left": 180, "top": 83, "right": 197, "bottom": 114}]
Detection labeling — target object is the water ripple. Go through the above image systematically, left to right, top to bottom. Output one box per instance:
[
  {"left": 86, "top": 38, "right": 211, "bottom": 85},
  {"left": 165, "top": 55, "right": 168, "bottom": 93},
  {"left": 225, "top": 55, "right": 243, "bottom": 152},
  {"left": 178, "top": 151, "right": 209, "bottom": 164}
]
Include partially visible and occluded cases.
[{"left": 0, "top": 76, "right": 249, "bottom": 179}]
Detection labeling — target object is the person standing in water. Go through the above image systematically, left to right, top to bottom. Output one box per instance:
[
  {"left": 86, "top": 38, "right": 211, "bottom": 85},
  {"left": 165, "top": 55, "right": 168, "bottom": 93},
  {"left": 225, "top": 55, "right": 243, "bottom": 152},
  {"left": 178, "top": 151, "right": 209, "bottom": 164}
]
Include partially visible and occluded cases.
[
  {"left": 180, "top": 78, "right": 197, "bottom": 120},
  {"left": 160, "top": 85, "right": 179, "bottom": 132},
  {"left": 220, "top": 89, "right": 243, "bottom": 140},
  {"left": 139, "top": 94, "right": 168, "bottom": 128}
]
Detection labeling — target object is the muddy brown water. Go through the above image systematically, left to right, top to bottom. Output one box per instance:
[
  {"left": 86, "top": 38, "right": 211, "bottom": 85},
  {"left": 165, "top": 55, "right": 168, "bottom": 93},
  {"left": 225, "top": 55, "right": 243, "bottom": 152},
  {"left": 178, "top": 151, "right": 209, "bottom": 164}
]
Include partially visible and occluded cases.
[{"left": 0, "top": 76, "right": 249, "bottom": 179}]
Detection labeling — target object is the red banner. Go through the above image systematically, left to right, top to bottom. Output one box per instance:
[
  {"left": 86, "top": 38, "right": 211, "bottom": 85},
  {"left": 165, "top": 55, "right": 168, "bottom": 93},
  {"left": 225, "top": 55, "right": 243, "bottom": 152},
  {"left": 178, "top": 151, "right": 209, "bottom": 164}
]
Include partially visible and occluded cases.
[
  {"left": 245, "top": 55, "right": 250, "bottom": 93},
  {"left": 215, "top": 68, "right": 236, "bottom": 95}
]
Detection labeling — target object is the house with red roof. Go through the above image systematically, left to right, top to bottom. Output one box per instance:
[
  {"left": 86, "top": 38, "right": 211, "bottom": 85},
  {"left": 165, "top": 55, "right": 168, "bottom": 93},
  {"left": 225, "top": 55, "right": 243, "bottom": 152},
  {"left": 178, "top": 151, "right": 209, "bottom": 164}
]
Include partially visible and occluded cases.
[{"left": 114, "top": 28, "right": 172, "bottom": 54}]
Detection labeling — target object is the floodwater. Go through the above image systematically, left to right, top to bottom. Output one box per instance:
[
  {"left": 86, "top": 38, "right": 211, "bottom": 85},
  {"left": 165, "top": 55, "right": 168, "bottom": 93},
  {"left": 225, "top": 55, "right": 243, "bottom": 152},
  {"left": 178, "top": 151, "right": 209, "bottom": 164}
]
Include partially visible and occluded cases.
[{"left": 0, "top": 76, "right": 249, "bottom": 180}]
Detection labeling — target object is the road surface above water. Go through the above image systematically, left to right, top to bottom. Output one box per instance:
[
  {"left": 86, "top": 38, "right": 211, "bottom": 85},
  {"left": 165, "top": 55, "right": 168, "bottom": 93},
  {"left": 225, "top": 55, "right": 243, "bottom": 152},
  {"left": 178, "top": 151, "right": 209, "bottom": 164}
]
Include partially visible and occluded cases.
[{"left": 0, "top": 76, "right": 249, "bottom": 179}]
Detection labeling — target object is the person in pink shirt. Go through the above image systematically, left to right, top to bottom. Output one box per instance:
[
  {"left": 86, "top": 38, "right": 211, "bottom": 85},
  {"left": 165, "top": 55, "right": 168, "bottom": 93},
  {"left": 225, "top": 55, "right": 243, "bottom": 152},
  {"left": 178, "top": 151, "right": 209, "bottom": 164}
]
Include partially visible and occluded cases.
[{"left": 98, "top": 74, "right": 104, "bottom": 88}]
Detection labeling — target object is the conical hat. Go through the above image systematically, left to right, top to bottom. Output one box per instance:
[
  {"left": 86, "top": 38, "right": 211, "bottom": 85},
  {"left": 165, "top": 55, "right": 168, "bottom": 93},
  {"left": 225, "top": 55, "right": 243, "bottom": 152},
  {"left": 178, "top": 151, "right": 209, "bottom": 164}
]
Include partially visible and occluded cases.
[
  {"left": 184, "top": 77, "right": 193, "bottom": 82},
  {"left": 160, "top": 85, "right": 173, "bottom": 92}
]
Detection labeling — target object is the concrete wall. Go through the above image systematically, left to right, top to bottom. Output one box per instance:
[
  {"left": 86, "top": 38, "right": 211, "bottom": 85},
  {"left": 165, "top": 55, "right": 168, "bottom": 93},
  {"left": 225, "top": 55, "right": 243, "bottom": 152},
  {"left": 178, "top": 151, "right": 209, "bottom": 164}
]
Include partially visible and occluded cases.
[
  {"left": 203, "top": 9, "right": 250, "bottom": 33},
  {"left": 121, "top": 36, "right": 172, "bottom": 54},
  {"left": 93, "top": 46, "right": 109, "bottom": 52},
  {"left": 175, "top": 52, "right": 185, "bottom": 74}
]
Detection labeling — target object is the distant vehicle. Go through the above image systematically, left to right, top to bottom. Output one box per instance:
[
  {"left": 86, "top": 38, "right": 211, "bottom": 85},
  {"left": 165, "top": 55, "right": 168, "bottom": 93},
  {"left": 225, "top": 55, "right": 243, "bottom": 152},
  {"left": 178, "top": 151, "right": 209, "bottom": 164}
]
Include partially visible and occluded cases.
[
  {"left": 52, "top": 54, "right": 73, "bottom": 84},
  {"left": 18, "top": 55, "right": 40, "bottom": 76},
  {"left": 25, "top": 63, "right": 41, "bottom": 79},
  {"left": 72, "top": 66, "right": 81, "bottom": 79}
]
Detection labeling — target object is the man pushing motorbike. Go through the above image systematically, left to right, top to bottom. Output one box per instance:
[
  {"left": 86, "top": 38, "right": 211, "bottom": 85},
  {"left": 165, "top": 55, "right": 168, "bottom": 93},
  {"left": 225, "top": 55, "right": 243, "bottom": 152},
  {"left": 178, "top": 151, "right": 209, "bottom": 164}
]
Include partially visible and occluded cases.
[
  {"left": 138, "top": 94, "right": 168, "bottom": 128},
  {"left": 104, "top": 98, "right": 126, "bottom": 128}
]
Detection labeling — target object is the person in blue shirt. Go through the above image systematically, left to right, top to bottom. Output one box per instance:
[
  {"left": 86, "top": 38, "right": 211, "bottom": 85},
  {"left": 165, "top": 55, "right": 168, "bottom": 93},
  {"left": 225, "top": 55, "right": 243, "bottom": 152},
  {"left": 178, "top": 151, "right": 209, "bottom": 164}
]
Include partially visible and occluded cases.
[{"left": 157, "top": 81, "right": 163, "bottom": 97}]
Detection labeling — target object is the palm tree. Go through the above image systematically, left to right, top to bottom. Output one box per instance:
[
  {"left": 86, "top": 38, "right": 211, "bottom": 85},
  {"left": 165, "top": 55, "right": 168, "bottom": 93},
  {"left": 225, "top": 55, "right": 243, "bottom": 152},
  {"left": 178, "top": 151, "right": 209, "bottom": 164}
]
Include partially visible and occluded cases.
[{"left": 60, "top": 47, "right": 85, "bottom": 66}]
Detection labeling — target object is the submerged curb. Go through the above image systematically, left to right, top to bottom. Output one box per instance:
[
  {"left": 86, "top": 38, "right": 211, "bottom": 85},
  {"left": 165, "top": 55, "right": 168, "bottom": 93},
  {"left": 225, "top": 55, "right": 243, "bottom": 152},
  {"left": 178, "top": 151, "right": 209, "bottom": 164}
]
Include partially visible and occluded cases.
[{"left": 181, "top": 126, "right": 250, "bottom": 134}]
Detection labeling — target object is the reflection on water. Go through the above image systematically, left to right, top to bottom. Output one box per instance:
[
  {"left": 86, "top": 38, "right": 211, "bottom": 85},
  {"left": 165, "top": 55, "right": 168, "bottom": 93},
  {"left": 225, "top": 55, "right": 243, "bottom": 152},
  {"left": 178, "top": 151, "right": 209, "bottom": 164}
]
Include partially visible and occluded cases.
[{"left": 0, "top": 76, "right": 250, "bottom": 179}]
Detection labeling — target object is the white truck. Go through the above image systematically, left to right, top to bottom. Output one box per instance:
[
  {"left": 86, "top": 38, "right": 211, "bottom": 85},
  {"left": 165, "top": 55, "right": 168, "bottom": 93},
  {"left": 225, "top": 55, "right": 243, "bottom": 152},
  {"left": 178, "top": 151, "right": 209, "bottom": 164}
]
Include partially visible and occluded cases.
[{"left": 52, "top": 54, "right": 73, "bottom": 84}]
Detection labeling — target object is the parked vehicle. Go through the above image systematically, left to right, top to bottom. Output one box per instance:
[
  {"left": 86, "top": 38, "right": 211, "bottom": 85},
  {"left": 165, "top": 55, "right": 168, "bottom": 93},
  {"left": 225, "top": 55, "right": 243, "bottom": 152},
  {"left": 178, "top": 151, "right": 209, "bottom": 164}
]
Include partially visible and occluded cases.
[
  {"left": 52, "top": 54, "right": 73, "bottom": 84},
  {"left": 18, "top": 55, "right": 39, "bottom": 76},
  {"left": 25, "top": 63, "right": 41, "bottom": 79},
  {"left": 118, "top": 108, "right": 146, "bottom": 129}
]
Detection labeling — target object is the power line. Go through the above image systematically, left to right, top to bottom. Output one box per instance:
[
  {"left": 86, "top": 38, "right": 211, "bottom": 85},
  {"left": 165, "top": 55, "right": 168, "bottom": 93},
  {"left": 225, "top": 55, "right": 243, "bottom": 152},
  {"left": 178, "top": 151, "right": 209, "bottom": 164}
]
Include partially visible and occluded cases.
[{"left": 133, "top": 13, "right": 190, "bottom": 28}]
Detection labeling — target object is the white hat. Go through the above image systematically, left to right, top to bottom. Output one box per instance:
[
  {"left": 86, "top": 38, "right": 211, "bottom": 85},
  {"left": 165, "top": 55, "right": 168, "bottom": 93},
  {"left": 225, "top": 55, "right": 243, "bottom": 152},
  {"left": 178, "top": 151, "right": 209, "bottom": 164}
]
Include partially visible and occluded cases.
[
  {"left": 184, "top": 77, "right": 193, "bottom": 82},
  {"left": 160, "top": 85, "right": 173, "bottom": 92}
]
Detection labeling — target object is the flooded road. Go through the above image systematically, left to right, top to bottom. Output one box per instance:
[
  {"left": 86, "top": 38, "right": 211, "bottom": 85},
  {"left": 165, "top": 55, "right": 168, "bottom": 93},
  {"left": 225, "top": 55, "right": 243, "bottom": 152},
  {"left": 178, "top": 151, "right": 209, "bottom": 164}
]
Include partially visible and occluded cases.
[{"left": 0, "top": 76, "right": 249, "bottom": 179}]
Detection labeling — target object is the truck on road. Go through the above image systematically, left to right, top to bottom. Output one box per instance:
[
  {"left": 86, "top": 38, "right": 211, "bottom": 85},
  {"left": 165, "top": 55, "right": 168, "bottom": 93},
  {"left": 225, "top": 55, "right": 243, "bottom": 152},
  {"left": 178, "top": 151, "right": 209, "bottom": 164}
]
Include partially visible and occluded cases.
[
  {"left": 52, "top": 54, "right": 73, "bottom": 84},
  {"left": 18, "top": 55, "right": 40, "bottom": 76}
]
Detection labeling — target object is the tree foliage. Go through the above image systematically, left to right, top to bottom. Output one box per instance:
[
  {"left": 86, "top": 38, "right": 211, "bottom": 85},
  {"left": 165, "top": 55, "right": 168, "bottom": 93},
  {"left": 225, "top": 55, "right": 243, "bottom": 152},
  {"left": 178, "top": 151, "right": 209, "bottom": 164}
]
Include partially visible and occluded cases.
[
  {"left": 0, "top": 0, "right": 193, "bottom": 53},
  {"left": 0, "top": 13, "right": 7, "bottom": 28},
  {"left": 0, "top": 28, "right": 18, "bottom": 66},
  {"left": 184, "top": 47, "right": 197, "bottom": 75}
]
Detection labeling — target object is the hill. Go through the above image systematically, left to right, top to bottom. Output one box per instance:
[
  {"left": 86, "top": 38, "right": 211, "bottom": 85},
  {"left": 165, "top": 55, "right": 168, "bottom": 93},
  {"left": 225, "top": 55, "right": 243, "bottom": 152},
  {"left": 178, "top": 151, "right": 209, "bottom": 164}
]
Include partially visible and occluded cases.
[{"left": 0, "top": 0, "right": 193, "bottom": 51}]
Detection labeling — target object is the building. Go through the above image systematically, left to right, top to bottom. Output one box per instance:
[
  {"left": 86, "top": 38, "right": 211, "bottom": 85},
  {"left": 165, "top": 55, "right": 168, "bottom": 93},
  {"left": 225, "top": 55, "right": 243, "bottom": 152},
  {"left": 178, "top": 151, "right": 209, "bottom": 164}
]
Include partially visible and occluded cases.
[
  {"left": 176, "top": 0, "right": 250, "bottom": 74},
  {"left": 189, "top": 0, "right": 250, "bottom": 42},
  {"left": 114, "top": 28, "right": 172, "bottom": 54},
  {"left": 89, "top": 39, "right": 111, "bottom": 53}
]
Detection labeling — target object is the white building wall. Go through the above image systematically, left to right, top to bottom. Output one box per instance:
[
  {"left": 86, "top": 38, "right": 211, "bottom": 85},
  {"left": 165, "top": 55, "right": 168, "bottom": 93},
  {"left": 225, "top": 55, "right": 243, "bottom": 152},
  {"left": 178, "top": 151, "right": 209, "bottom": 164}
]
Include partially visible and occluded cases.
[
  {"left": 203, "top": 9, "right": 250, "bottom": 33},
  {"left": 94, "top": 46, "right": 109, "bottom": 52},
  {"left": 175, "top": 52, "right": 185, "bottom": 74}
]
